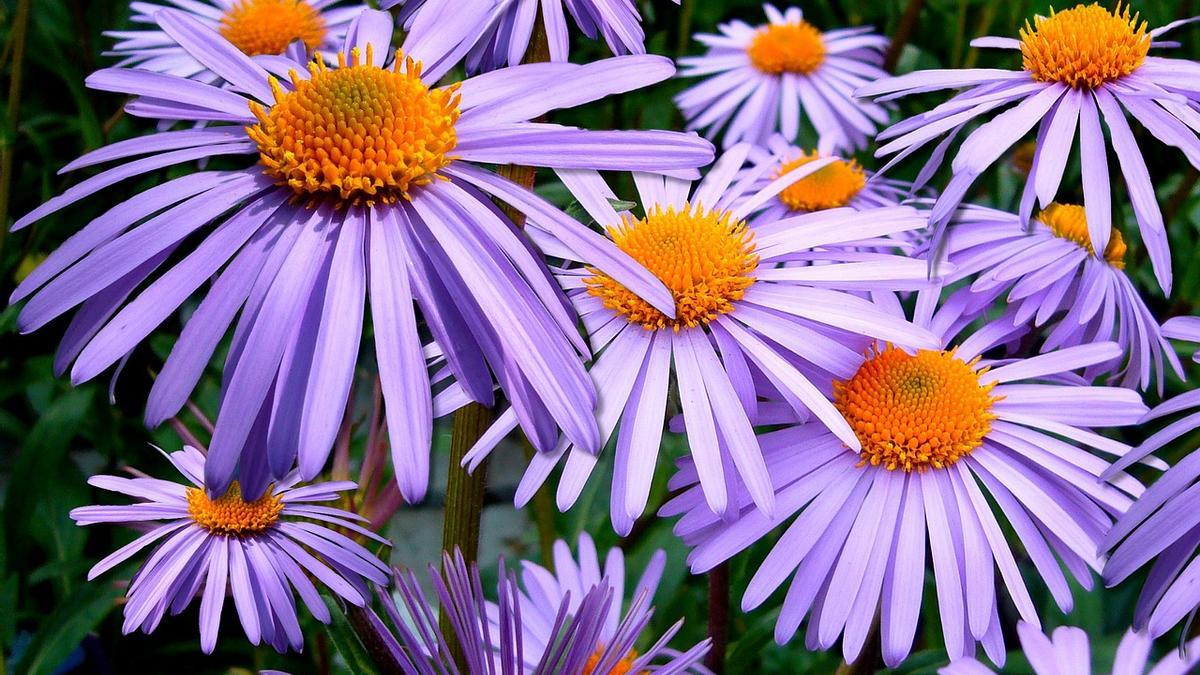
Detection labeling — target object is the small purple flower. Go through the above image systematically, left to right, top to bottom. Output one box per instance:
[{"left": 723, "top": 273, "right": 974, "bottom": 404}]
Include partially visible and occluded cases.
[
  {"left": 383, "top": 0, "right": 651, "bottom": 72},
  {"left": 109, "top": 1, "right": 368, "bottom": 78},
  {"left": 677, "top": 4, "right": 889, "bottom": 151},
  {"left": 860, "top": 4, "right": 1200, "bottom": 294},
  {"left": 12, "top": 9, "right": 713, "bottom": 501},
  {"left": 455, "top": 144, "right": 940, "bottom": 535},
  {"left": 939, "top": 202, "right": 1183, "bottom": 391},
  {"left": 662, "top": 289, "right": 1149, "bottom": 667},
  {"left": 1104, "top": 322, "right": 1200, "bottom": 638},
  {"left": 70, "top": 446, "right": 390, "bottom": 653},
  {"left": 375, "top": 541, "right": 709, "bottom": 673},
  {"left": 940, "top": 622, "right": 1200, "bottom": 675}
]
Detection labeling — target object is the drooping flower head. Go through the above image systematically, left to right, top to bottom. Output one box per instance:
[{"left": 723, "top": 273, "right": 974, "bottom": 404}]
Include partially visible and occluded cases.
[
  {"left": 109, "top": 0, "right": 368, "bottom": 77},
  {"left": 383, "top": 0, "right": 653, "bottom": 72},
  {"left": 860, "top": 3, "right": 1200, "bottom": 293},
  {"left": 677, "top": 4, "right": 889, "bottom": 151},
  {"left": 12, "top": 9, "right": 713, "bottom": 501},
  {"left": 456, "top": 144, "right": 941, "bottom": 535},
  {"left": 939, "top": 202, "right": 1183, "bottom": 391},
  {"left": 662, "top": 290, "right": 1151, "bottom": 667},
  {"left": 1104, "top": 320, "right": 1200, "bottom": 639},
  {"left": 70, "top": 446, "right": 390, "bottom": 653},
  {"left": 375, "top": 539, "right": 709, "bottom": 673},
  {"left": 940, "top": 622, "right": 1200, "bottom": 675}
]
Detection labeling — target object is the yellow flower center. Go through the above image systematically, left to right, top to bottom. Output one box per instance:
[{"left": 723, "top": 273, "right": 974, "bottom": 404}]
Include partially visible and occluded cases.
[
  {"left": 219, "top": 0, "right": 328, "bottom": 57},
  {"left": 1020, "top": 3, "right": 1149, "bottom": 89},
  {"left": 747, "top": 21, "right": 826, "bottom": 75},
  {"left": 247, "top": 48, "right": 460, "bottom": 206},
  {"left": 776, "top": 152, "right": 867, "bottom": 211},
  {"left": 1037, "top": 202, "right": 1127, "bottom": 268},
  {"left": 586, "top": 205, "right": 759, "bottom": 331},
  {"left": 834, "top": 347, "right": 1000, "bottom": 472},
  {"left": 186, "top": 482, "right": 284, "bottom": 536},
  {"left": 582, "top": 647, "right": 643, "bottom": 675}
]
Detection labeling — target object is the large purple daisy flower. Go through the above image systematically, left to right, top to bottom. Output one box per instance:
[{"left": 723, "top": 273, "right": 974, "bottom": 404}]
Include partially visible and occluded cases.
[
  {"left": 382, "top": 0, "right": 651, "bottom": 72},
  {"left": 109, "top": 1, "right": 368, "bottom": 79},
  {"left": 859, "top": 3, "right": 1200, "bottom": 293},
  {"left": 677, "top": 4, "right": 889, "bottom": 151},
  {"left": 11, "top": 9, "right": 713, "bottom": 501},
  {"left": 455, "top": 144, "right": 940, "bottom": 534},
  {"left": 939, "top": 202, "right": 1183, "bottom": 391},
  {"left": 662, "top": 290, "right": 1149, "bottom": 667},
  {"left": 1103, "top": 319, "right": 1200, "bottom": 638},
  {"left": 70, "top": 446, "right": 390, "bottom": 653},
  {"left": 375, "top": 544, "right": 709, "bottom": 673},
  {"left": 940, "top": 622, "right": 1200, "bottom": 675}
]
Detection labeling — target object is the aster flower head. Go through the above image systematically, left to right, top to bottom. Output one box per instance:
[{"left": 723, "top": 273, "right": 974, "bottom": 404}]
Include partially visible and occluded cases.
[
  {"left": 109, "top": 0, "right": 368, "bottom": 77},
  {"left": 383, "top": 0, "right": 653, "bottom": 72},
  {"left": 860, "top": 2, "right": 1200, "bottom": 294},
  {"left": 677, "top": 4, "right": 890, "bottom": 152},
  {"left": 12, "top": 9, "right": 714, "bottom": 501},
  {"left": 741, "top": 135, "right": 915, "bottom": 232},
  {"left": 457, "top": 144, "right": 941, "bottom": 535},
  {"left": 939, "top": 202, "right": 1183, "bottom": 392},
  {"left": 662, "top": 290, "right": 1151, "bottom": 667},
  {"left": 1104, "top": 321, "right": 1200, "bottom": 639},
  {"left": 70, "top": 446, "right": 390, "bottom": 653},
  {"left": 378, "top": 538, "right": 709, "bottom": 673},
  {"left": 940, "top": 622, "right": 1200, "bottom": 675}
]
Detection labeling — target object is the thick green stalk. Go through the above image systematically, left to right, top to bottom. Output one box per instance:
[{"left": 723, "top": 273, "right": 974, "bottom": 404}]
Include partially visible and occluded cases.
[
  {"left": 0, "top": 0, "right": 32, "bottom": 257},
  {"left": 884, "top": 0, "right": 926, "bottom": 73}
]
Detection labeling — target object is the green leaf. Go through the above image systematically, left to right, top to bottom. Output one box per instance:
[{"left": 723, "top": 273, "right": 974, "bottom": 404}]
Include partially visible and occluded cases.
[
  {"left": 11, "top": 579, "right": 121, "bottom": 675},
  {"left": 321, "top": 595, "right": 382, "bottom": 675}
]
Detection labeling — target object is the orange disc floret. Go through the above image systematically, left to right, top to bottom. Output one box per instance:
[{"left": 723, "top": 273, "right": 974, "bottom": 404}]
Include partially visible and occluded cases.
[
  {"left": 220, "top": 0, "right": 328, "bottom": 57},
  {"left": 1020, "top": 3, "right": 1149, "bottom": 89},
  {"left": 748, "top": 21, "right": 826, "bottom": 75},
  {"left": 247, "top": 47, "right": 460, "bottom": 206},
  {"left": 776, "top": 151, "right": 866, "bottom": 211},
  {"left": 1037, "top": 202, "right": 1127, "bottom": 268},
  {"left": 587, "top": 204, "right": 759, "bottom": 331},
  {"left": 833, "top": 346, "right": 1000, "bottom": 472},
  {"left": 186, "top": 482, "right": 284, "bottom": 536},
  {"left": 582, "top": 647, "right": 644, "bottom": 675}
]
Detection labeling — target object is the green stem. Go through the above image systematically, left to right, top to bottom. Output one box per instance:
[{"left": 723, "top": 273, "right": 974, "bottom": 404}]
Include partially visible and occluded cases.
[
  {"left": 0, "top": 0, "right": 32, "bottom": 256},
  {"left": 676, "top": 0, "right": 696, "bottom": 57},
  {"left": 523, "top": 440, "right": 558, "bottom": 570},
  {"left": 704, "top": 563, "right": 730, "bottom": 673},
  {"left": 835, "top": 616, "right": 882, "bottom": 675}
]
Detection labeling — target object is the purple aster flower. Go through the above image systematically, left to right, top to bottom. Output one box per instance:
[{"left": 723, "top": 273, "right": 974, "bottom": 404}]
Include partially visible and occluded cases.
[
  {"left": 382, "top": 0, "right": 652, "bottom": 72},
  {"left": 109, "top": 1, "right": 368, "bottom": 79},
  {"left": 859, "top": 3, "right": 1200, "bottom": 293},
  {"left": 677, "top": 4, "right": 889, "bottom": 151},
  {"left": 11, "top": 9, "right": 714, "bottom": 500},
  {"left": 454, "top": 144, "right": 940, "bottom": 534},
  {"left": 939, "top": 202, "right": 1183, "bottom": 392},
  {"left": 661, "top": 289, "right": 1150, "bottom": 667},
  {"left": 1103, "top": 322, "right": 1200, "bottom": 638},
  {"left": 70, "top": 445, "right": 390, "bottom": 653},
  {"left": 375, "top": 542, "right": 709, "bottom": 673},
  {"left": 940, "top": 622, "right": 1200, "bottom": 675}
]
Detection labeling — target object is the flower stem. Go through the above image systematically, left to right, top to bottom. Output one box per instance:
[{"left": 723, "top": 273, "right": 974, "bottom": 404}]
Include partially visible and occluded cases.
[
  {"left": 0, "top": 0, "right": 32, "bottom": 256},
  {"left": 676, "top": 0, "right": 696, "bottom": 57},
  {"left": 884, "top": 0, "right": 926, "bottom": 73},
  {"left": 705, "top": 562, "right": 730, "bottom": 673},
  {"left": 835, "top": 617, "right": 882, "bottom": 675}
]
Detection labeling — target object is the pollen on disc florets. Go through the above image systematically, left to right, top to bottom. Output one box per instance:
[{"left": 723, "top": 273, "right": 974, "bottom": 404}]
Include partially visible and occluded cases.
[
  {"left": 220, "top": 0, "right": 328, "bottom": 57},
  {"left": 1020, "top": 3, "right": 1149, "bottom": 89},
  {"left": 747, "top": 21, "right": 826, "bottom": 75},
  {"left": 247, "top": 47, "right": 460, "bottom": 206},
  {"left": 776, "top": 151, "right": 867, "bottom": 211},
  {"left": 1038, "top": 202, "right": 1127, "bottom": 268},
  {"left": 586, "top": 204, "right": 759, "bottom": 331},
  {"left": 834, "top": 346, "right": 1001, "bottom": 472},
  {"left": 186, "top": 482, "right": 284, "bottom": 536},
  {"left": 582, "top": 646, "right": 643, "bottom": 675}
]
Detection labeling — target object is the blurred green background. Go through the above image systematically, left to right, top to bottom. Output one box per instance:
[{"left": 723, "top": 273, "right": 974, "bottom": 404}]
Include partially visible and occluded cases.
[{"left": 1, "top": 0, "right": 1199, "bottom": 673}]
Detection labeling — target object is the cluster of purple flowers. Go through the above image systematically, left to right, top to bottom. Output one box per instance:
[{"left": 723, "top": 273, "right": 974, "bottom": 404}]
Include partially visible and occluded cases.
[{"left": 15, "top": 0, "right": 1200, "bottom": 671}]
